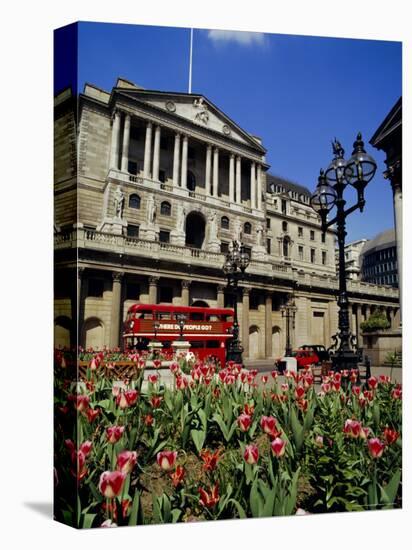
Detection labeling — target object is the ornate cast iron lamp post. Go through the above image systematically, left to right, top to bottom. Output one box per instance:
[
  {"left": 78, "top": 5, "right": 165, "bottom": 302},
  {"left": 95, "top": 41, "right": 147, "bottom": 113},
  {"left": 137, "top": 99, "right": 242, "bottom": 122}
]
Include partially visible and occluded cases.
[
  {"left": 310, "top": 133, "right": 377, "bottom": 372},
  {"left": 222, "top": 240, "right": 250, "bottom": 363},
  {"left": 280, "top": 295, "right": 297, "bottom": 357},
  {"left": 176, "top": 313, "right": 186, "bottom": 341}
]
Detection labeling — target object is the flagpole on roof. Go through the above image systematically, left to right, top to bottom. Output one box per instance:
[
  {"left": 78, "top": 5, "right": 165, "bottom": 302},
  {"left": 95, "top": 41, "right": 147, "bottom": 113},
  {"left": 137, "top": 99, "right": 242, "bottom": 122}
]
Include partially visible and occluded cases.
[{"left": 188, "top": 28, "right": 193, "bottom": 94}]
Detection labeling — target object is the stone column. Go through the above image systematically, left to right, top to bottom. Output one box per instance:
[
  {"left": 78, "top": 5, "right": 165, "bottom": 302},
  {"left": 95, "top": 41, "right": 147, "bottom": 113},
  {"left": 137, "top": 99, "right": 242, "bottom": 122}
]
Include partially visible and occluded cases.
[
  {"left": 110, "top": 110, "right": 121, "bottom": 169},
  {"left": 120, "top": 113, "right": 131, "bottom": 172},
  {"left": 143, "top": 121, "right": 153, "bottom": 178},
  {"left": 152, "top": 125, "right": 161, "bottom": 181},
  {"left": 173, "top": 133, "right": 181, "bottom": 185},
  {"left": 181, "top": 136, "right": 188, "bottom": 189},
  {"left": 205, "top": 144, "right": 212, "bottom": 195},
  {"left": 213, "top": 147, "right": 219, "bottom": 197},
  {"left": 229, "top": 154, "right": 235, "bottom": 202},
  {"left": 236, "top": 156, "right": 242, "bottom": 204},
  {"left": 250, "top": 162, "right": 256, "bottom": 209},
  {"left": 257, "top": 164, "right": 262, "bottom": 210},
  {"left": 392, "top": 180, "right": 402, "bottom": 322},
  {"left": 76, "top": 267, "right": 85, "bottom": 348},
  {"left": 110, "top": 272, "right": 124, "bottom": 349},
  {"left": 148, "top": 276, "right": 159, "bottom": 304},
  {"left": 181, "top": 280, "right": 191, "bottom": 306},
  {"left": 217, "top": 284, "right": 225, "bottom": 308},
  {"left": 242, "top": 288, "right": 250, "bottom": 358},
  {"left": 265, "top": 293, "right": 272, "bottom": 358},
  {"left": 355, "top": 304, "right": 363, "bottom": 347},
  {"left": 365, "top": 305, "right": 371, "bottom": 320},
  {"left": 388, "top": 307, "right": 394, "bottom": 329},
  {"left": 393, "top": 307, "right": 400, "bottom": 328}
]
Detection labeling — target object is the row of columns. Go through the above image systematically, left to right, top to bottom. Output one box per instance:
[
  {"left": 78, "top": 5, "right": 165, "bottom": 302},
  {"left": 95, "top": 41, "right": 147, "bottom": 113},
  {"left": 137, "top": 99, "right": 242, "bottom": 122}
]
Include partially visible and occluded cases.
[{"left": 110, "top": 110, "right": 263, "bottom": 209}]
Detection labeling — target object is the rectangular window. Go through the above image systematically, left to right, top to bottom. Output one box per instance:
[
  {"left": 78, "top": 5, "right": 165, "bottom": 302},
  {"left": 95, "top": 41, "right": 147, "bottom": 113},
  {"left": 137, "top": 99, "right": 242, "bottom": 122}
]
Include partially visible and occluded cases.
[
  {"left": 281, "top": 199, "right": 287, "bottom": 214},
  {"left": 266, "top": 217, "right": 271, "bottom": 229},
  {"left": 127, "top": 224, "right": 139, "bottom": 238},
  {"left": 298, "top": 226, "right": 303, "bottom": 237},
  {"left": 159, "top": 230, "right": 170, "bottom": 243},
  {"left": 310, "top": 230, "right": 315, "bottom": 241},
  {"left": 321, "top": 233, "right": 326, "bottom": 243},
  {"left": 267, "top": 238, "right": 271, "bottom": 254},
  {"left": 220, "top": 242, "right": 229, "bottom": 254},
  {"left": 244, "top": 246, "right": 252, "bottom": 260},
  {"left": 298, "top": 246, "right": 304, "bottom": 260},
  {"left": 311, "top": 249, "right": 316, "bottom": 263},
  {"left": 322, "top": 251, "right": 327, "bottom": 265},
  {"left": 88, "top": 278, "right": 104, "bottom": 298},
  {"left": 125, "top": 282, "right": 140, "bottom": 301},
  {"left": 159, "top": 287, "right": 173, "bottom": 303},
  {"left": 250, "top": 293, "right": 260, "bottom": 310}
]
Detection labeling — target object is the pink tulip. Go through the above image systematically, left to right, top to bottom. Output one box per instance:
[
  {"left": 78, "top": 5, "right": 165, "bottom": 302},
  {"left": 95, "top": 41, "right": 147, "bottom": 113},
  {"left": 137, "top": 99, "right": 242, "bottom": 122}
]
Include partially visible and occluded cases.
[
  {"left": 148, "top": 374, "right": 159, "bottom": 384},
  {"left": 175, "top": 375, "right": 188, "bottom": 390},
  {"left": 368, "top": 376, "right": 378, "bottom": 390},
  {"left": 295, "top": 385, "right": 305, "bottom": 399},
  {"left": 116, "top": 389, "right": 139, "bottom": 409},
  {"left": 75, "top": 395, "right": 90, "bottom": 412},
  {"left": 237, "top": 413, "right": 252, "bottom": 432},
  {"left": 260, "top": 416, "right": 280, "bottom": 438},
  {"left": 343, "top": 419, "right": 362, "bottom": 438},
  {"left": 106, "top": 426, "right": 125, "bottom": 444},
  {"left": 271, "top": 437, "right": 286, "bottom": 458},
  {"left": 368, "top": 438, "right": 385, "bottom": 459},
  {"left": 80, "top": 440, "right": 93, "bottom": 457},
  {"left": 243, "top": 444, "right": 259, "bottom": 464},
  {"left": 116, "top": 450, "right": 137, "bottom": 474},
  {"left": 156, "top": 450, "right": 177, "bottom": 471},
  {"left": 99, "top": 471, "right": 126, "bottom": 498}
]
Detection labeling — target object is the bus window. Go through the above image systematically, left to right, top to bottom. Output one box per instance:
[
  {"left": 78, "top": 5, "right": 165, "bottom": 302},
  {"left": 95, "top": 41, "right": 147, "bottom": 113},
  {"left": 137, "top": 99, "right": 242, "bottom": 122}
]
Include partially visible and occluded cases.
[
  {"left": 135, "top": 310, "right": 153, "bottom": 319},
  {"left": 157, "top": 312, "right": 172, "bottom": 320},
  {"left": 190, "top": 312, "right": 204, "bottom": 320},
  {"left": 206, "top": 314, "right": 219, "bottom": 322},
  {"left": 222, "top": 314, "right": 234, "bottom": 322},
  {"left": 206, "top": 340, "right": 219, "bottom": 348}
]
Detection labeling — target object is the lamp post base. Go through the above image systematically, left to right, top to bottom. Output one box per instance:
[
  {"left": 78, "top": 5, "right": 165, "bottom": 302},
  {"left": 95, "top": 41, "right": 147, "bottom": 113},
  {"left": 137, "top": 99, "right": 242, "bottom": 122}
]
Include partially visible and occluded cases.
[
  {"left": 226, "top": 346, "right": 243, "bottom": 365},
  {"left": 331, "top": 349, "right": 361, "bottom": 373}
]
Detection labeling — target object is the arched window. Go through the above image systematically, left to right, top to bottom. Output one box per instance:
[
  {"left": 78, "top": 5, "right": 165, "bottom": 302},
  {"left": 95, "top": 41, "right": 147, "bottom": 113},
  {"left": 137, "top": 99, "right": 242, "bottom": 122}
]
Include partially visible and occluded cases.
[
  {"left": 129, "top": 194, "right": 140, "bottom": 209},
  {"left": 160, "top": 201, "right": 171, "bottom": 216},
  {"left": 221, "top": 216, "right": 230, "bottom": 230},
  {"left": 244, "top": 222, "right": 252, "bottom": 235}
]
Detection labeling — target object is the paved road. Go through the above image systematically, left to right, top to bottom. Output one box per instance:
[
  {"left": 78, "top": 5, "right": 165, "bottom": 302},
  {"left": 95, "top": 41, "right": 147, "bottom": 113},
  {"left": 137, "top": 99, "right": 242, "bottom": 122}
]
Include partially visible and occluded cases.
[{"left": 244, "top": 359, "right": 402, "bottom": 385}]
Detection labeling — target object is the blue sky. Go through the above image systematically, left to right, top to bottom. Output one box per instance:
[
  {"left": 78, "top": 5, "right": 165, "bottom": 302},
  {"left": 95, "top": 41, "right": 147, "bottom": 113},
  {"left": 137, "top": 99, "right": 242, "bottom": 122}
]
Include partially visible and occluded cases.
[{"left": 62, "top": 22, "right": 401, "bottom": 242}]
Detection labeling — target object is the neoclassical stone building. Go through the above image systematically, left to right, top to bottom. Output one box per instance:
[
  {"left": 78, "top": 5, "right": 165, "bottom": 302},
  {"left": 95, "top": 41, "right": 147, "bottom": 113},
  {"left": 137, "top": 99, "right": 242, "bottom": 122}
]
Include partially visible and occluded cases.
[{"left": 54, "top": 77, "right": 400, "bottom": 360}]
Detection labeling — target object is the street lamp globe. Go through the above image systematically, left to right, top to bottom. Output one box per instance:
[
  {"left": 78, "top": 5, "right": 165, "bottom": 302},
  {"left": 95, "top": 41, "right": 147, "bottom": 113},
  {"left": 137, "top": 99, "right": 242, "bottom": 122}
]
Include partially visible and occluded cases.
[
  {"left": 344, "top": 132, "right": 377, "bottom": 185},
  {"left": 310, "top": 169, "right": 337, "bottom": 217},
  {"left": 239, "top": 247, "right": 250, "bottom": 272},
  {"left": 223, "top": 257, "right": 235, "bottom": 275}
]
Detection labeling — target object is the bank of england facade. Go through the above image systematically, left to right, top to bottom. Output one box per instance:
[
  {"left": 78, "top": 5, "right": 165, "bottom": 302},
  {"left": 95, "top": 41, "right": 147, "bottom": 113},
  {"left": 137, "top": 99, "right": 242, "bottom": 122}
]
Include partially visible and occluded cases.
[{"left": 54, "top": 78, "right": 400, "bottom": 360}]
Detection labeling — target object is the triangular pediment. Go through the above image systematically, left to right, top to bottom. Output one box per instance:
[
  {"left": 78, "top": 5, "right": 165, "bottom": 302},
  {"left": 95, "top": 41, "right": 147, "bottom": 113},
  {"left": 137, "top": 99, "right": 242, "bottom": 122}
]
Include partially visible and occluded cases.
[
  {"left": 115, "top": 88, "right": 265, "bottom": 152},
  {"left": 370, "top": 97, "right": 402, "bottom": 147}
]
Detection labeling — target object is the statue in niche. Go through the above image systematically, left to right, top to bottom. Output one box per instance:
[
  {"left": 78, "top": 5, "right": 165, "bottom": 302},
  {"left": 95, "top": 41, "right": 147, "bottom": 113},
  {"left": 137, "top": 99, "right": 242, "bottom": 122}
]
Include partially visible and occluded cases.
[
  {"left": 193, "top": 97, "right": 209, "bottom": 125},
  {"left": 114, "top": 185, "right": 125, "bottom": 219},
  {"left": 147, "top": 194, "right": 157, "bottom": 225},
  {"left": 176, "top": 203, "right": 186, "bottom": 232},
  {"left": 209, "top": 210, "right": 218, "bottom": 241},
  {"left": 234, "top": 218, "right": 243, "bottom": 243},
  {"left": 256, "top": 223, "right": 264, "bottom": 247}
]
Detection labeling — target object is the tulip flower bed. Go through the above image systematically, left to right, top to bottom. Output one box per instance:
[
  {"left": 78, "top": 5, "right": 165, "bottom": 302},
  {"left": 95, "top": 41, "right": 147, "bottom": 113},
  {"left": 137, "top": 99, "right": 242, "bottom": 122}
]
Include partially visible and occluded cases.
[{"left": 54, "top": 353, "right": 402, "bottom": 528}]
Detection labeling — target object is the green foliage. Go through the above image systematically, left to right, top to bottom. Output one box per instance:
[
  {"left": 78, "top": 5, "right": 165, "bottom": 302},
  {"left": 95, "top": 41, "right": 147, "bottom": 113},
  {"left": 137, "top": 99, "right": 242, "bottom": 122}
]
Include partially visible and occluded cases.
[{"left": 360, "top": 311, "right": 391, "bottom": 333}]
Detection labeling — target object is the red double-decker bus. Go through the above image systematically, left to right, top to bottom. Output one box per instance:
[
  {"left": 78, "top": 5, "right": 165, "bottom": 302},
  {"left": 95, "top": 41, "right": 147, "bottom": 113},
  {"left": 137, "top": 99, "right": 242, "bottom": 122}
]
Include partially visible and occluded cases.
[{"left": 123, "top": 304, "right": 234, "bottom": 364}]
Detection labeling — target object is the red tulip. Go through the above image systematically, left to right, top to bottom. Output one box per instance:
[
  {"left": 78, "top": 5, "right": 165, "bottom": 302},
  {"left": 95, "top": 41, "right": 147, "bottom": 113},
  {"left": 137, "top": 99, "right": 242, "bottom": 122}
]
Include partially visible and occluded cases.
[
  {"left": 89, "top": 357, "right": 99, "bottom": 370},
  {"left": 153, "top": 359, "right": 162, "bottom": 369},
  {"left": 170, "top": 362, "right": 180, "bottom": 373},
  {"left": 271, "top": 370, "right": 278, "bottom": 379},
  {"left": 148, "top": 374, "right": 159, "bottom": 384},
  {"left": 175, "top": 375, "right": 188, "bottom": 390},
  {"left": 261, "top": 375, "right": 268, "bottom": 385},
  {"left": 379, "top": 375, "right": 391, "bottom": 384},
  {"left": 368, "top": 376, "right": 378, "bottom": 390},
  {"left": 332, "top": 380, "right": 341, "bottom": 392},
  {"left": 321, "top": 382, "right": 332, "bottom": 393},
  {"left": 281, "top": 383, "right": 289, "bottom": 392},
  {"left": 295, "top": 385, "right": 305, "bottom": 399},
  {"left": 352, "top": 385, "right": 361, "bottom": 396},
  {"left": 391, "top": 388, "right": 402, "bottom": 400},
  {"left": 116, "top": 389, "right": 139, "bottom": 409},
  {"left": 75, "top": 395, "right": 90, "bottom": 412},
  {"left": 150, "top": 395, "right": 163, "bottom": 408},
  {"left": 297, "top": 398, "right": 308, "bottom": 412},
  {"left": 243, "top": 403, "right": 255, "bottom": 416},
  {"left": 86, "top": 408, "right": 100, "bottom": 422},
  {"left": 237, "top": 413, "right": 252, "bottom": 432},
  {"left": 144, "top": 414, "right": 154, "bottom": 426},
  {"left": 260, "top": 415, "right": 281, "bottom": 438},
  {"left": 343, "top": 419, "right": 362, "bottom": 438},
  {"left": 106, "top": 425, "right": 125, "bottom": 444},
  {"left": 383, "top": 427, "right": 400, "bottom": 445},
  {"left": 271, "top": 437, "right": 287, "bottom": 458},
  {"left": 368, "top": 438, "right": 385, "bottom": 459},
  {"left": 64, "top": 439, "right": 75, "bottom": 453},
  {"left": 80, "top": 440, "right": 93, "bottom": 457},
  {"left": 244, "top": 444, "right": 259, "bottom": 464},
  {"left": 200, "top": 449, "right": 221, "bottom": 471},
  {"left": 71, "top": 450, "right": 88, "bottom": 481},
  {"left": 116, "top": 450, "right": 137, "bottom": 474},
  {"left": 156, "top": 450, "right": 177, "bottom": 471},
  {"left": 170, "top": 465, "right": 185, "bottom": 488},
  {"left": 99, "top": 471, "right": 126, "bottom": 498},
  {"left": 198, "top": 484, "right": 219, "bottom": 508},
  {"left": 121, "top": 499, "right": 132, "bottom": 518}
]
